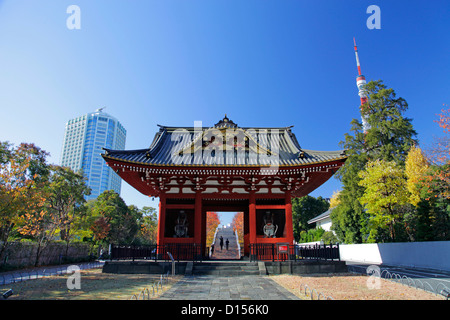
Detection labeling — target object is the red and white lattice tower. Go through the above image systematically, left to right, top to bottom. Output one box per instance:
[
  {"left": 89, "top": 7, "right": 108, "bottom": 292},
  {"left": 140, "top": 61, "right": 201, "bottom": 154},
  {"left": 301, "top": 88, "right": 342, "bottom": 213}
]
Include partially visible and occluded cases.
[{"left": 353, "top": 38, "right": 370, "bottom": 133}]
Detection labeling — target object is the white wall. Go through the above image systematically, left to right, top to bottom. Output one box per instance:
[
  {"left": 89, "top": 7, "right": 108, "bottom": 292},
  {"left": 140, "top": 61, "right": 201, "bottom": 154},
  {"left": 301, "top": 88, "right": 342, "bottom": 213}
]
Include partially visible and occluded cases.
[
  {"left": 317, "top": 218, "right": 332, "bottom": 231},
  {"left": 340, "top": 241, "right": 450, "bottom": 271}
]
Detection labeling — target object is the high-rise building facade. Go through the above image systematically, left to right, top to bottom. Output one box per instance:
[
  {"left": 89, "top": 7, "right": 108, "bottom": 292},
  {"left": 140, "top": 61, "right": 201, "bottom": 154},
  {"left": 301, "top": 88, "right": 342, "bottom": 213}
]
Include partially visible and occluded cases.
[{"left": 60, "top": 108, "right": 126, "bottom": 200}]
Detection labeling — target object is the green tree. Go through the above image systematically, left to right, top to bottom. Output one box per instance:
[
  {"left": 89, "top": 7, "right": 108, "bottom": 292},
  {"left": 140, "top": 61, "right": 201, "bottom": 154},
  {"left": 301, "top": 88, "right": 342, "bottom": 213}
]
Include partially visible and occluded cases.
[
  {"left": 332, "top": 80, "right": 417, "bottom": 243},
  {"left": 361, "top": 81, "right": 417, "bottom": 164},
  {"left": 15, "top": 143, "right": 50, "bottom": 183},
  {"left": 358, "top": 159, "right": 410, "bottom": 242},
  {"left": 45, "top": 165, "right": 91, "bottom": 255},
  {"left": 88, "top": 190, "right": 141, "bottom": 245},
  {"left": 292, "top": 195, "right": 329, "bottom": 242},
  {"left": 126, "top": 205, "right": 144, "bottom": 244},
  {"left": 136, "top": 206, "right": 158, "bottom": 245},
  {"left": 299, "top": 228, "right": 324, "bottom": 243}
]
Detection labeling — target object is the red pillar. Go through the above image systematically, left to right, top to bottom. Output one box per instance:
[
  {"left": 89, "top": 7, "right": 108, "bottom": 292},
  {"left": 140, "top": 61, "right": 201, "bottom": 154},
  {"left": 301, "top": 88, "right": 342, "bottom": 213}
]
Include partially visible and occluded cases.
[
  {"left": 194, "top": 191, "right": 202, "bottom": 245},
  {"left": 249, "top": 191, "right": 256, "bottom": 245},
  {"left": 285, "top": 192, "right": 294, "bottom": 244},
  {"left": 157, "top": 193, "right": 166, "bottom": 246}
]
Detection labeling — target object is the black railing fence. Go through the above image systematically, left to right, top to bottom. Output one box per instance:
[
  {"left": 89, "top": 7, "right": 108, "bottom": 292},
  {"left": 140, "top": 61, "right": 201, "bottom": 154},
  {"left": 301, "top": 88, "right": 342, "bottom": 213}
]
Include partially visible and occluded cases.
[
  {"left": 110, "top": 243, "right": 203, "bottom": 262},
  {"left": 110, "top": 243, "right": 340, "bottom": 262},
  {"left": 249, "top": 243, "right": 340, "bottom": 262}
]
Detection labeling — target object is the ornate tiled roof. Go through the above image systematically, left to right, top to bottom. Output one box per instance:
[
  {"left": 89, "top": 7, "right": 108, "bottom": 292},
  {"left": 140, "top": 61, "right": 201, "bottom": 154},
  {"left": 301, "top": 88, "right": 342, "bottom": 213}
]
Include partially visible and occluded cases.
[{"left": 102, "top": 116, "right": 346, "bottom": 168}]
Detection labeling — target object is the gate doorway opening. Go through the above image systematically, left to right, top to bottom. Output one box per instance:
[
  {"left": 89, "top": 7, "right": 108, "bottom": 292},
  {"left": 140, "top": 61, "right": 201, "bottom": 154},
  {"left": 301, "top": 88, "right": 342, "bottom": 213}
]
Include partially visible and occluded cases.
[{"left": 207, "top": 212, "right": 244, "bottom": 260}]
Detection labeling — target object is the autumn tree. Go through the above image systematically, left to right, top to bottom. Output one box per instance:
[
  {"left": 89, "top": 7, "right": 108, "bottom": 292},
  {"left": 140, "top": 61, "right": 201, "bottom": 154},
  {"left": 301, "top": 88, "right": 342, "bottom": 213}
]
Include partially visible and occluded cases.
[
  {"left": 427, "top": 106, "right": 450, "bottom": 200},
  {"left": 428, "top": 106, "right": 450, "bottom": 165},
  {"left": 415, "top": 107, "right": 450, "bottom": 240},
  {"left": 412, "top": 108, "right": 450, "bottom": 240},
  {"left": 0, "top": 142, "right": 35, "bottom": 264},
  {"left": 0, "top": 142, "right": 54, "bottom": 266},
  {"left": 405, "top": 145, "right": 429, "bottom": 206},
  {"left": 358, "top": 159, "right": 410, "bottom": 242},
  {"left": 417, "top": 164, "right": 450, "bottom": 240},
  {"left": 16, "top": 190, "right": 56, "bottom": 266},
  {"left": 329, "top": 191, "right": 341, "bottom": 209},
  {"left": 206, "top": 212, "right": 220, "bottom": 247},
  {"left": 231, "top": 212, "right": 244, "bottom": 248},
  {"left": 89, "top": 215, "right": 110, "bottom": 245}
]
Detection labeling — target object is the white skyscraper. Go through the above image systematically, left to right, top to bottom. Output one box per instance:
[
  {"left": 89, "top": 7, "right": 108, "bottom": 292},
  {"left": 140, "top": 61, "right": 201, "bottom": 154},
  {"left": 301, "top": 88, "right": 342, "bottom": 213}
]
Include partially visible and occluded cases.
[{"left": 60, "top": 108, "right": 126, "bottom": 200}]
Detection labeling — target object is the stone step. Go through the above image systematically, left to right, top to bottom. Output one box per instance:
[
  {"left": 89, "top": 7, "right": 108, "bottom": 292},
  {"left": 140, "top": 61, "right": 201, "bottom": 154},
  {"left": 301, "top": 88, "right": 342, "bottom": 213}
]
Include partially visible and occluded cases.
[
  {"left": 200, "top": 261, "right": 257, "bottom": 265},
  {"left": 192, "top": 262, "right": 259, "bottom": 276},
  {"left": 194, "top": 265, "right": 259, "bottom": 271},
  {"left": 193, "top": 269, "right": 260, "bottom": 276}
]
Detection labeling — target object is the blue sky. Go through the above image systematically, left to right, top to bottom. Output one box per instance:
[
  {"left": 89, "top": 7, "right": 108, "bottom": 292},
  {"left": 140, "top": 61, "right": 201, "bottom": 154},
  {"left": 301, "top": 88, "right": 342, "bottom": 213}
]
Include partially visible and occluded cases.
[{"left": 0, "top": 1, "right": 449, "bottom": 225}]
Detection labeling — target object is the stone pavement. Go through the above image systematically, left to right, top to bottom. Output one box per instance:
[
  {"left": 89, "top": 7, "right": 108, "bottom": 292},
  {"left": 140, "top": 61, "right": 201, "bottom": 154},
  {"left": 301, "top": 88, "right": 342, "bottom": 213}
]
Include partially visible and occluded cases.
[{"left": 159, "top": 275, "right": 300, "bottom": 300}]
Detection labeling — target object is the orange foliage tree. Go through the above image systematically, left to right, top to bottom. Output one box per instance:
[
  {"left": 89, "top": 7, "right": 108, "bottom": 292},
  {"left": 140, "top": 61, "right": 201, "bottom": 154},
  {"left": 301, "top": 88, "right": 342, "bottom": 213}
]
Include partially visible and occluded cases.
[
  {"left": 0, "top": 142, "right": 36, "bottom": 263},
  {"left": 16, "top": 190, "right": 60, "bottom": 266},
  {"left": 206, "top": 212, "right": 220, "bottom": 247},
  {"left": 231, "top": 212, "right": 244, "bottom": 248},
  {"left": 90, "top": 216, "right": 111, "bottom": 244}
]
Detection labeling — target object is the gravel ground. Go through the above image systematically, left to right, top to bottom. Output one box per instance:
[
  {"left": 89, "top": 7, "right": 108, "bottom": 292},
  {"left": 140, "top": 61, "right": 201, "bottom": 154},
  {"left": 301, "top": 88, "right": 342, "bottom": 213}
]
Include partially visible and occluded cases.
[{"left": 271, "top": 274, "right": 445, "bottom": 300}]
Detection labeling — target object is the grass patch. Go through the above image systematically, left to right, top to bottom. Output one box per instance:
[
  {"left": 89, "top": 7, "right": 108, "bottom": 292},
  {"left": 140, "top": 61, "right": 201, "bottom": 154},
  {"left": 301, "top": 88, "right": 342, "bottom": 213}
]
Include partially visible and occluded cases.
[{"left": 1, "top": 268, "right": 182, "bottom": 300}]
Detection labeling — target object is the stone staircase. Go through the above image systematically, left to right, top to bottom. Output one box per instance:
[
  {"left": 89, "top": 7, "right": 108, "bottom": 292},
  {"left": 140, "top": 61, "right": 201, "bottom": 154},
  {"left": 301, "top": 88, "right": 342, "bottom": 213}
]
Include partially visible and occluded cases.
[
  {"left": 188, "top": 226, "right": 258, "bottom": 276},
  {"left": 210, "top": 226, "right": 240, "bottom": 260}
]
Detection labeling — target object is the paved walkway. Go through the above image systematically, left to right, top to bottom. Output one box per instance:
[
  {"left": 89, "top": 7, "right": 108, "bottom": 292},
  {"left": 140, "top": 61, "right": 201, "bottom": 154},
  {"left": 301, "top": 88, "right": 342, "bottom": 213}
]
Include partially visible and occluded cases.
[{"left": 159, "top": 275, "right": 300, "bottom": 300}]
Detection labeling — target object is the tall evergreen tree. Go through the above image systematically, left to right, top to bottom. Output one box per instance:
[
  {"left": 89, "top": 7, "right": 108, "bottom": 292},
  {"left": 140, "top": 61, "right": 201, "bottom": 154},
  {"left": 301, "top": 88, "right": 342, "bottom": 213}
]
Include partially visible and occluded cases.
[{"left": 332, "top": 80, "right": 417, "bottom": 243}]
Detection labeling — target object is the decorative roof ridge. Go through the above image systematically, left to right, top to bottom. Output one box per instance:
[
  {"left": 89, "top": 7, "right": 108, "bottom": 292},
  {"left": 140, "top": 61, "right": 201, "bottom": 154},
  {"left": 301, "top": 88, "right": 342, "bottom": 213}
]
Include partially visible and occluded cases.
[
  {"left": 214, "top": 114, "right": 238, "bottom": 129},
  {"left": 156, "top": 116, "right": 294, "bottom": 131},
  {"left": 160, "top": 126, "right": 295, "bottom": 131},
  {"left": 102, "top": 147, "right": 150, "bottom": 155}
]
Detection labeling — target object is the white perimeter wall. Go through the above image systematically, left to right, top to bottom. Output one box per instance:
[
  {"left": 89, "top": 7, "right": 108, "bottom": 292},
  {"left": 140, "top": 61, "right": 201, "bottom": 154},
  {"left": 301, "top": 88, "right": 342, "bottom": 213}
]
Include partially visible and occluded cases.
[{"left": 340, "top": 241, "right": 450, "bottom": 271}]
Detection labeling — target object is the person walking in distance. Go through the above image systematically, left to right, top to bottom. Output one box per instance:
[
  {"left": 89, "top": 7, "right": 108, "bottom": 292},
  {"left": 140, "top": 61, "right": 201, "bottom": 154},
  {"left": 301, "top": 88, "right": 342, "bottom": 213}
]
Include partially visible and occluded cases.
[
  {"left": 219, "top": 236, "right": 224, "bottom": 250},
  {"left": 226, "top": 239, "right": 229, "bottom": 250}
]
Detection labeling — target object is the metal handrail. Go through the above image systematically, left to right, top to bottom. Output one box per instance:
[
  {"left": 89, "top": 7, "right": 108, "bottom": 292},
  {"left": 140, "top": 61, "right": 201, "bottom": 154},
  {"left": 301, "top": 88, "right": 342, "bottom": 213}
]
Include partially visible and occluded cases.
[
  {"left": 235, "top": 228, "right": 241, "bottom": 258},
  {"left": 167, "top": 252, "right": 175, "bottom": 275},
  {"left": 129, "top": 270, "right": 172, "bottom": 300},
  {"left": 299, "top": 283, "right": 333, "bottom": 300}
]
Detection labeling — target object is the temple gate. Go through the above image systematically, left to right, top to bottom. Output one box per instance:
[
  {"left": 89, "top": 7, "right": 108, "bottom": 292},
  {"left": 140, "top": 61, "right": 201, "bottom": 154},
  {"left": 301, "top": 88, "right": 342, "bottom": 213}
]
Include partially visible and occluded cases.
[{"left": 102, "top": 116, "right": 347, "bottom": 259}]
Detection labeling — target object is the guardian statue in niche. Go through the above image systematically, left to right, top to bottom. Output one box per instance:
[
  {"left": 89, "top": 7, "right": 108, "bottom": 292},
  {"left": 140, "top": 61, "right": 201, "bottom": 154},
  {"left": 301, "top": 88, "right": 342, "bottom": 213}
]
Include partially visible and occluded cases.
[
  {"left": 174, "top": 210, "right": 189, "bottom": 237},
  {"left": 263, "top": 211, "right": 278, "bottom": 238}
]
